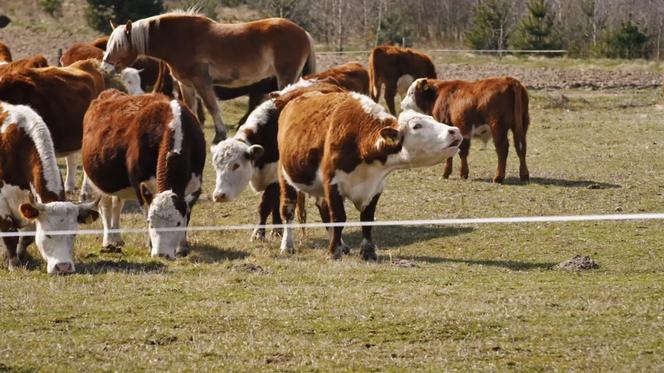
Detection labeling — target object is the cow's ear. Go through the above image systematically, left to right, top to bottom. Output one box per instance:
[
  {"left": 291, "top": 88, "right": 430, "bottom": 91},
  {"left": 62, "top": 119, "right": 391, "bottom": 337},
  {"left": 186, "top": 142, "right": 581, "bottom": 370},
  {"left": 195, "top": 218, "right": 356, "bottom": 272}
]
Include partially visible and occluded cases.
[
  {"left": 109, "top": 19, "right": 118, "bottom": 30},
  {"left": 125, "top": 20, "right": 132, "bottom": 36},
  {"left": 417, "top": 79, "right": 430, "bottom": 92},
  {"left": 379, "top": 127, "right": 401, "bottom": 146},
  {"left": 245, "top": 145, "right": 264, "bottom": 161},
  {"left": 140, "top": 182, "right": 153, "bottom": 205},
  {"left": 78, "top": 197, "right": 101, "bottom": 224},
  {"left": 19, "top": 203, "right": 40, "bottom": 220}
]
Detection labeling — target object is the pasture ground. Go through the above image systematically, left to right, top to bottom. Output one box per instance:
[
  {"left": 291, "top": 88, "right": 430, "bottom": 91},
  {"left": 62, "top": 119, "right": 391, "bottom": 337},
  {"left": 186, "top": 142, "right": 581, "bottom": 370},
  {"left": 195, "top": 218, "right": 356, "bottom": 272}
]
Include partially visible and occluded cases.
[{"left": 1, "top": 73, "right": 664, "bottom": 370}]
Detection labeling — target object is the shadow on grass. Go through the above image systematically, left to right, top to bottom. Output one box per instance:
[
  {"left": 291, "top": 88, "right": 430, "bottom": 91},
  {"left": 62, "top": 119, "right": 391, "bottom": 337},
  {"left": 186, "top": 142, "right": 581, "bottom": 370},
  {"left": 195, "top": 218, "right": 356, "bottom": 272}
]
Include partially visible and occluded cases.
[
  {"left": 473, "top": 176, "right": 621, "bottom": 189},
  {"left": 309, "top": 225, "right": 474, "bottom": 250},
  {"left": 188, "top": 243, "right": 250, "bottom": 264},
  {"left": 395, "top": 255, "right": 555, "bottom": 271},
  {"left": 77, "top": 259, "right": 167, "bottom": 274}
]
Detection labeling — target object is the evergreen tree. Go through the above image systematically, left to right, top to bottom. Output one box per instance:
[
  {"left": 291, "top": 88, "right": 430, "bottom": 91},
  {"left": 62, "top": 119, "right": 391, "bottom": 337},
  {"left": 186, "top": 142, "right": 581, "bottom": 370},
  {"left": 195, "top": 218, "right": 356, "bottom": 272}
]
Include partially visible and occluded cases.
[
  {"left": 85, "top": 0, "right": 164, "bottom": 33},
  {"left": 466, "top": 0, "right": 512, "bottom": 50},
  {"left": 511, "top": 0, "right": 561, "bottom": 50},
  {"left": 377, "top": 12, "right": 413, "bottom": 47},
  {"left": 599, "top": 18, "right": 650, "bottom": 59}
]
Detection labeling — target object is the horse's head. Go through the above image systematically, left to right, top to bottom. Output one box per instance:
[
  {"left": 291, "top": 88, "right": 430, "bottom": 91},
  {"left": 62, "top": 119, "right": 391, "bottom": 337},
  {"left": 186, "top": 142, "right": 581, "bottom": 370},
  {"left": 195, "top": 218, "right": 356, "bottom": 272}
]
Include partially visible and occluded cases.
[{"left": 102, "top": 20, "right": 141, "bottom": 73}]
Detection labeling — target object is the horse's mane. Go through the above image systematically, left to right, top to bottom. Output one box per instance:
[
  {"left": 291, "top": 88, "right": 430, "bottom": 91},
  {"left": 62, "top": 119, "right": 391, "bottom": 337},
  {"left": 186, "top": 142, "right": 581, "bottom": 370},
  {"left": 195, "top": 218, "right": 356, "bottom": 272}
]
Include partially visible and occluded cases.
[{"left": 106, "top": 8, "right": 207, "bottom": 56}]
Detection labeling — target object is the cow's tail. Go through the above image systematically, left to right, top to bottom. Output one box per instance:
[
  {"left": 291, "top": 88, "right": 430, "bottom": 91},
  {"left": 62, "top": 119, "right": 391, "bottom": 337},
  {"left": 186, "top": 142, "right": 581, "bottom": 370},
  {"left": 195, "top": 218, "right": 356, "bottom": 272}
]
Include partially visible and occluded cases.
[
  {"left": 302, "top": 32, "right": 317, "bottom": 77},
  {"left": 368, "top": 49, "right": 380, "bottom": 102},
  {"left": 513, "top": 79, "right": 529, "bottom": 140},
  {"left": 295, "top": 191, "right": 307, "bottom": 236}
]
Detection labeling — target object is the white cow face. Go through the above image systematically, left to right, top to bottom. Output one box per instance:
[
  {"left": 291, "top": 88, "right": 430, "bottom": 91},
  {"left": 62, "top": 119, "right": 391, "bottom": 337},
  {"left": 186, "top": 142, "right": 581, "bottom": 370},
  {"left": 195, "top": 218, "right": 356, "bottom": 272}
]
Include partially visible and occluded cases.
[
  {"left": 120, "top": 67, "right": 144, "bottom": 95},
  {"left": 394, "top": 110, "right": 463, "bottom": 167},
  {"left": 210, "top": 139, "right": 264, "bottom": 202},
  {"left": 141, "top": 186, "right": 188, "bottom": 260},
  {"left": 19, "top": 199, "right": 99, "bottom": 275}
]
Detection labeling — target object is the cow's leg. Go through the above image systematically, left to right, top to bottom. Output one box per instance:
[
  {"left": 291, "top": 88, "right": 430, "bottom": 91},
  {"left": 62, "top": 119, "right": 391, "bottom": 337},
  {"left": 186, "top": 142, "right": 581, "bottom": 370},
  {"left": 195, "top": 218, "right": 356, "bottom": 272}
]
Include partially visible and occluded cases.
[
  {"left": 192, "top": 79, "right": 227, "bottom": 144},
  {"left": 384, "top": 80, "right": 398, "bottom": 115},
  {"left": 493, "top": 126, "right": 509, "bottom": 183},
  {"left": 513, "top": 130, "right": 529, "bottom": 182},
  {"left": 459, "top": 138, "right": 472, "bottom": 179},
  {"left": 64, "top": 153, "right": 78, "bottom": 194},
  {"left": 443, "top": 157, "right": 454, "bottom": 179},
  {"left": 79, "top": 172, "right": 95, "bottom": 202},
  {"left": 279, "top": 176, "right": 298, "bottom": 255},
  {"left": 252, "top": 183, "right": 278, "bottom": 241},
  {"left": 324, "top": 184, "right": 346, "bottom": 260},
  {"left": 270, "top": 185, "right": 283, "bottom": 239},
  {"left": 177, "top": 190, "right": 199, "bottom": 258},
  {"left": 359, "top": 193, "right": 381, "bottom": 261},
  {"left": 99, "top": 195, "right": 122, "bottom": 253},
  {"left": 110, "top": 197, "right": 125, "bottom": 247},
  {"left": 315, "top": 198, "right": 350, "bottom": 254},
  {"left": 16, "top": 228, "right": 34, "bottom": 262},
  {"left": 2, "top": 230, "right": 20, "bottom": 270}
]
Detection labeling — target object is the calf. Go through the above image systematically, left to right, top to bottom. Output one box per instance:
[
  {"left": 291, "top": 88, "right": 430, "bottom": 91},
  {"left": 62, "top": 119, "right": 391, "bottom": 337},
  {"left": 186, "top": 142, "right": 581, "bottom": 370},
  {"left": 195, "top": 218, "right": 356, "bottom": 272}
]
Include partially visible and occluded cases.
[
  {"left": 369, "top": 45, "right": 437, "bottom": 115},
  {"left": 0, "top": 59, "right": 105, "bottom": 193},
  {"left": 120, "top": 67, "right": 144, "bottom": 95},
  {"left": 401, "top": 77, "right": 530, "bottom": 183},
  {"left": 211, "top": 81, "right": 344, "bottom": 241},
  {"left": 82, "top": 90, "right": 205, "bottom": 258},
  {"left": 278, "top": 92, "right": 462, "bottom": 260},
  {"left": 0, "top": 101, "right": 99, "bottom": 274}
]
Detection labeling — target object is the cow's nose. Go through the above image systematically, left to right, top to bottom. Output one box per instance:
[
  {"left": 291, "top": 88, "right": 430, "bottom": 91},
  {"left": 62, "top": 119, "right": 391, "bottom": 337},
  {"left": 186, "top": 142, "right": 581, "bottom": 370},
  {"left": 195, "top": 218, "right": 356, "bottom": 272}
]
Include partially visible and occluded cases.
[
  {"left": 449, "top": 128, "right": 460, "bottom": 136},
  {"left": 213, "top": 192, "right": 227, "bottom": 202},
  {"left": 54, "top": 262, "right": 74, "bottom": 274}
]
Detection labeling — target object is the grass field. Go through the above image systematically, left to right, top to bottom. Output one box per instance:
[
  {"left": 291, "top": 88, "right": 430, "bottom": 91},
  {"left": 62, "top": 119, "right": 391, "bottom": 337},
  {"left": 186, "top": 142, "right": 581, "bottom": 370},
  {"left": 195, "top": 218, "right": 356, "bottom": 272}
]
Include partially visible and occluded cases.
[{"left": 1, "top": 86, "right": 664, "bottom": 371}]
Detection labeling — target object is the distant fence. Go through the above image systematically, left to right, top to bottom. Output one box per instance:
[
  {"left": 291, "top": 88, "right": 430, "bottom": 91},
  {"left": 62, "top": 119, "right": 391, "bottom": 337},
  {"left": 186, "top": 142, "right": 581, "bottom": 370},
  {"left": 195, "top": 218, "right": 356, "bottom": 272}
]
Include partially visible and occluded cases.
[{"left": 317, "top": 49, "right": 568, "bottom": 56}]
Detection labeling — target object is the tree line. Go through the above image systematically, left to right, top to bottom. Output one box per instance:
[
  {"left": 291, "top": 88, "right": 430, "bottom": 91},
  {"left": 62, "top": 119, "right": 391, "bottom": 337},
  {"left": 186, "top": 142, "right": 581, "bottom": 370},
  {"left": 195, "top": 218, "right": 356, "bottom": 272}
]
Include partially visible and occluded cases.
[{"left": 70, "top": 0, "right": 664, "bottom": 59}]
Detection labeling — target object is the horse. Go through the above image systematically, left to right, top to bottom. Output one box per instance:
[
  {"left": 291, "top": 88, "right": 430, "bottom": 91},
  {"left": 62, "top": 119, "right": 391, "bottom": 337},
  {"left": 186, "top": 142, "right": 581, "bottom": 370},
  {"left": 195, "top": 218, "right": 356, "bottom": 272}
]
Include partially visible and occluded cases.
[{"left": 101, "top": 10, "right": 316, "bottom": 144}]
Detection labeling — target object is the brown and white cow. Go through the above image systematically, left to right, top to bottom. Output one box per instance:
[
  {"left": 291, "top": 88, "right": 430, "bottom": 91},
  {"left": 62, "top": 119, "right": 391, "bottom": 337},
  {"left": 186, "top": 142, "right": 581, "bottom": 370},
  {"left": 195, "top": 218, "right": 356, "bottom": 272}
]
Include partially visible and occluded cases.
[
  {"left": 368, "top": 45, "right": 437, "bottom": 115},
  {"left": 0, "top": 55, "right": 48, "bottom": 75},
  {"left": 0, "top": 59, "right": 106, "bottom": 193},
  {"left": 305, "top": 61, "right": 369, "bottom": 95},
  {"left": 401, "top": 77, "right": 530, "bottom": 183},
  {"left": 211, "top": 80, "right": 345, "bottom": 241},
  {"left": 82, "top": 90, "right": 205, "bottom": 258},
  {"left": 278, "top": 92, "right": 462, "bottom": 260},
  {"left": 0, "top": 102, "right": 99, "bottom": 274}
]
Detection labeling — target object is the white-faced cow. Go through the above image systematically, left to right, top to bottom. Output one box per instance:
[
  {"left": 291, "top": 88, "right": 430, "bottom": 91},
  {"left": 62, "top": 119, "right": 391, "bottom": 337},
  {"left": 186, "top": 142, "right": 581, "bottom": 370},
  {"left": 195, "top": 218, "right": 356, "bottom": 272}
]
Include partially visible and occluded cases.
[
  {"left": 368, "top": 45, "right": 437, "bottom": 115},
  {"left": 120, "top": 67, "right": 144, "bottom": 95},
  {"left": 401, "top": 77, "right": 530, "bottom": 183},
  {"left": 211, "top": 81, "right": 345, "bottom": 241},
  {"left": 81, "top": 90, "right": 205, "bottom": 259},
  {"left": 277, "top": 91, "right": 462, "bottom": 260},
  {"left": 0, "top": 102, "right": 99, "bottom": 274}
]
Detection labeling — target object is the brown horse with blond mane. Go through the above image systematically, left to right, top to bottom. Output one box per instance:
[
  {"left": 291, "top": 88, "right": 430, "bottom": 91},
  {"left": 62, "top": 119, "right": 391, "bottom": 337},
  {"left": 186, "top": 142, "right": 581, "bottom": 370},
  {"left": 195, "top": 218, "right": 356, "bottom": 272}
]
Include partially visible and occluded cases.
[{"left": 101, "top": 10, "right": 316, "bottom": 144}]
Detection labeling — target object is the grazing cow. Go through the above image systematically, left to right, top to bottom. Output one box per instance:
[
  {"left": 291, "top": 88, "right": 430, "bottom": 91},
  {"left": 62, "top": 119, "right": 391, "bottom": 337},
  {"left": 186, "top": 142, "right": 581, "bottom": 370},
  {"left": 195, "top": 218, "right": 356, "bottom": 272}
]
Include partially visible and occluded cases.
[
  {"left": 101, "top": 10, "right": 316, "bottom": 144},
  {"left": 369, "top": 45, "right": 437, "bottom": 115},
  {"left": 0, "top": 55, "right": 48, "bottom": 75},
  {"left": 0, "top": 59, "right": 105, "bottom": 193},
  {"left": 305, "top": 61, "right": 369, "bottom": 95},
  {"left": 120, "top": 67, "right": 144, "bottom": 95},
  {"left": 401, "top": 77, "right": 530, "bottom": 183},
  {"left": 211, "top": 81, "right": 345, "bottom": 241},
  {"left": 82, "top": 90, "right": 205, "bottom": 258},
  {"left": 278, "top": 92, "right": 462, "bottom": 260},
  {"left": 0, "top": 102, "right": 99, "bottom": 274}
]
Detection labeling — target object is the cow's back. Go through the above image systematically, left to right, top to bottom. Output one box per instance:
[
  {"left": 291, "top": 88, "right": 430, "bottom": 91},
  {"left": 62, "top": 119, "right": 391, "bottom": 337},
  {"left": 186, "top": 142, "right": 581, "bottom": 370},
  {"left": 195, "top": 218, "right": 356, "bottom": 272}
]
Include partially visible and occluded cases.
[{"left": 60, "top": 43, "right": 104, "bottom": 66}]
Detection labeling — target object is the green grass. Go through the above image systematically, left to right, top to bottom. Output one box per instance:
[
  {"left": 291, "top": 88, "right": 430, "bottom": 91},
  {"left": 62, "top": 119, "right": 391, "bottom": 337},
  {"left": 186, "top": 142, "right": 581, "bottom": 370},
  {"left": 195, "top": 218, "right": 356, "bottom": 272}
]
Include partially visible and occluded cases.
[{"left": 2, "top": 87, "right": 664, "bottom": 371}]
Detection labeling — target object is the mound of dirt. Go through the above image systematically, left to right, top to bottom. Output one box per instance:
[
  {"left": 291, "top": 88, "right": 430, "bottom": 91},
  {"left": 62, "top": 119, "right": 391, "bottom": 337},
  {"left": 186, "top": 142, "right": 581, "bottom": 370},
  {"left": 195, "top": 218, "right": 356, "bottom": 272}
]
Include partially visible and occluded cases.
[
  {"left": 555, "top": 255, "right": 599, "bottom": 271},
  {"left": 234, "top": 262, "right": 266, "bottom": 274}
]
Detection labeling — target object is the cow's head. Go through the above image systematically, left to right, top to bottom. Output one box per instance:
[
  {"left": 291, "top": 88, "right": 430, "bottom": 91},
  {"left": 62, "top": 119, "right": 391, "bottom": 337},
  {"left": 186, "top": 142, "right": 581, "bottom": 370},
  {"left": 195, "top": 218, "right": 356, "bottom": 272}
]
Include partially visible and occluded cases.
[
  {"left": 102, "top": 20, "right": 141, "bottom": 73},
  {"left": 120, "top": 67, "right": 143, "bottom": 95},
  {"left": 400, "top": 78, "right": 438, "bottom": 114},
  {"left": 392, "top": 110, "right": 462, "bottom": 167},
  {"left": 210, "top": 139, "right": 264, "bottom": 202},
  {"left": 140, "top": 184, "right": 192, "bottom": 259},
  {"left": 19, "top": 199, "right": 100, "bottom": 275}
]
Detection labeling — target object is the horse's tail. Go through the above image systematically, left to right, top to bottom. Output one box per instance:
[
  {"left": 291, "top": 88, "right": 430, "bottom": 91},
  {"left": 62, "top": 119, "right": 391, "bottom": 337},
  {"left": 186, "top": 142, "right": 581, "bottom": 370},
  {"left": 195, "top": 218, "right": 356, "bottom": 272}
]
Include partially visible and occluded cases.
[
  {"left": 302, "top": 32, "right": 317, "bottom": 77},
  {"left": 295, "top": 191, "right": 307, "bottom": 236}
]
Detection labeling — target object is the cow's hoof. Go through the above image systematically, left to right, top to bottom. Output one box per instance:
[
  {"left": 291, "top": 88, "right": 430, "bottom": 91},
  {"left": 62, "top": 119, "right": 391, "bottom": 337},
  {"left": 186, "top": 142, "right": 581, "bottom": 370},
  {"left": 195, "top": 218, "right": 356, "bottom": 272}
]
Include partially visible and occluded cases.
[
  {"left": 520, "top": 173, "right": 530, "bottom": 182},
  {"left": 492, "top": 176, "right": 505, "bottom": 184},
  {"left": 251, "top": 228, "right": 266, "bottom": 242},
  {"left": 360, "top": 240, "right": 378, "bottom": 261},
  {"left": 341, "top": 243, "right": 351, "bottom": 255},
  {"left": 100, "top": 245, "right": 122, "bottom": 254},
  {"left": 279, "top": 245, "right": 295, "bottom": 255},
  {"left": 176, "top": 247, "right": 190, "bottom": 258},
  {"left": 328, "top": 248, "right": 343, "bottom": 261},
  {"left": 7, "top": 257, "right": 20, "bottom": 271}
]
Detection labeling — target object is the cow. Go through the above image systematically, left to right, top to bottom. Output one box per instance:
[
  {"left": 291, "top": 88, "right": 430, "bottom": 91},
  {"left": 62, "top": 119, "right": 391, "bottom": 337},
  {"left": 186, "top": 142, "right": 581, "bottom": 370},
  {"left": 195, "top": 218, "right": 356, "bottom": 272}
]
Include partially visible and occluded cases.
[
  {"left": 59, "top": 42, "right": 104, "bottom": 67},
  {"left": 368, "top": 45, "right": 437, "bottom": 115},
  {"left": 0, "top": 55, "right": 48, "bottom": 75},
  {"left": 0, "top": 59, "right": 106, "bottom": 194},
  {"left": 305, "top": 61, "right": 369, "bottom": 95},
  {"left": 120, "top": 67, "right": 144, "bottom": 95},
  {"left": 401, "top": 77, "right": 530, "bottom": 183},
  {"left": 211, "top": 80, "right": 345, "bottom": 241},
  {"left": 81, "top": 90, "right": 205, "bottom": 258},
  {"left": 277, "top": 91, "right": 462, "bottom": 260},
  {"left": 0, "top": 101, "right": 99, "bottom": 274}
]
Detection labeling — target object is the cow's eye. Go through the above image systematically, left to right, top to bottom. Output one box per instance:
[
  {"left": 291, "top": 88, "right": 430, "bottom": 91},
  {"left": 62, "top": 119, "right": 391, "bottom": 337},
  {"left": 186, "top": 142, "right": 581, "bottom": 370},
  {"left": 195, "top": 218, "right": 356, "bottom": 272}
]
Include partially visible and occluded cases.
[
  {"left": 413, "top": 123, "right": 422, "bottom": 130},
  {"left": 232, "top": 163, "right": 240, "bottom": 171}
]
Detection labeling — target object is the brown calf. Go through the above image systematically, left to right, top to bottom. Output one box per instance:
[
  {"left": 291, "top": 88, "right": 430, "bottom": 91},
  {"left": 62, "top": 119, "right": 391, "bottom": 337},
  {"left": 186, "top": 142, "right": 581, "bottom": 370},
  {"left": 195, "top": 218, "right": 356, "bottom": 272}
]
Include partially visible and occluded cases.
[
  {"left": 368, "top": 45, "right": 437, "bottom": 115},
  {"left": 305, "top": 61, "right": 369, "bottom": 95},
  {"left": 401, "top": 77, "right": 530, "bottom": 183},
  {"left": 82, "top": 90, "right": 205, "bottom": 258},
  {"left": 277, "top": 92, "right": 462, "bottom": 260}
]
